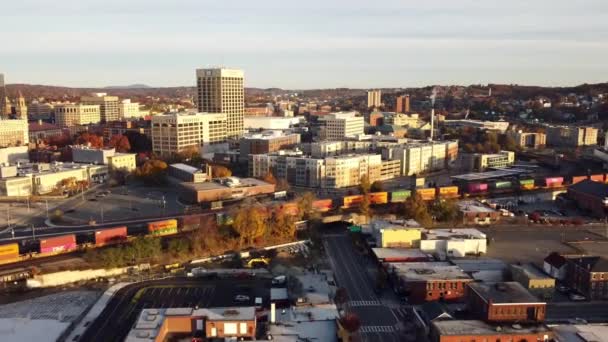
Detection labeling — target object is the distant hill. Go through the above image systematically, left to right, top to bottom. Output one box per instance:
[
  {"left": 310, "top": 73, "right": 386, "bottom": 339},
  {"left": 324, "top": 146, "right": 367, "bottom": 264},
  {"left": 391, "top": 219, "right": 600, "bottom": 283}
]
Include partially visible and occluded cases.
[{"left": 104, "top": 84, "right": 152, "bottom": 89}]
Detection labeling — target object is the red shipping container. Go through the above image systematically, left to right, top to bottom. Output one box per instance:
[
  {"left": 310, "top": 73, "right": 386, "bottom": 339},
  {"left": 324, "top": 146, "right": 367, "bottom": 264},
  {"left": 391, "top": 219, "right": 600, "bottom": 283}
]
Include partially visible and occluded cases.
[
  {"left": 545, "top": 177, "right": 563, "bottom": 187},
  {"left": 468, "top": 183, "right": 488, "bottom": 193},
  {"left": 312, "top": 199, "right": 333, "bottom": 212},
  {"left": 95, "top": 226, "right": 127, "bottom": 246},
  {"left": 40, "top": 234, "right": 77, "bottom": 254}
]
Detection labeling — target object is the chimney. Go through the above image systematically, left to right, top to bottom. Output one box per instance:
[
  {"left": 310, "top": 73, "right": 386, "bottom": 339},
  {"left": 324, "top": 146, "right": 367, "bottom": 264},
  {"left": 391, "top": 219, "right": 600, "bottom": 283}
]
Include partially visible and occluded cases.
[{"left": 270, "top": 303, "right": 276, "bottom": 324}]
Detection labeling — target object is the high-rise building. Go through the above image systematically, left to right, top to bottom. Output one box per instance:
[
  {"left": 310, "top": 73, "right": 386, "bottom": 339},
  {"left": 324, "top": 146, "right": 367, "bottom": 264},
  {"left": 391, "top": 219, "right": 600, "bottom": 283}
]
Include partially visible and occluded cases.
[
  {"left": 196, "top": 68, "right": 244, "bottom": 138},
  {"left": 0, "top": 74, "right": 6, "bottom": 118},
  {"left": 367, "top": 90, "right": 381, "bottom": 108},
  {"left": 15, "top": 92, "right": 27, "bottom": 120},
  {"left": 81, "top": 93, "right": 120, "bottom": 122},
  {"left": 395, "top": 95, "right": 410, "bottom": 113},
  {"left": 119, "top": 99, "right": 143, "bottom": 119},
  {"left": 54, "top": 104, "right": 101, "bottom": 127},
  {"left": 319, "top": 111, "right": 365, "bottom": 140},
  {"left": 151, "top": 112, "right": 227, "bottom": 157},
  {"left": 0, "top": 119, "right": 29, "bottom": 147},
  {"left": 546, "top": 125, "right": 598, "bottom": 147}
]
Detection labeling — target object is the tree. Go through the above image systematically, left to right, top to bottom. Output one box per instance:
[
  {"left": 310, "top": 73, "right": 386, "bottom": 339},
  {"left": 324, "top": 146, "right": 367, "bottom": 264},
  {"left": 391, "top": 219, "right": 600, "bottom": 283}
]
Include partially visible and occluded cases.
[
  {"left": 124, "top": 131, "right": 152, "bottom": 153},
  {"left": 74, "top": 132, "right": 103, "bottom": 148},
  {"left": 108, "top": 135, "right": 131, "bottom": 152},
  {"left": 134, "top": 159, "right": 168, "bottom": 184},
  {"left": 211, "top": 165, "right": 232, "bottom": 178},
  {"left": 262, "top": 171, "right": 277, "bottom": 185},
  {"left": 359, "top": 175, "right": 371, "bottom": 194},
  {"left": 276, "top": 178, "right": 290, "bottom": 192},
  {"left": 370, "top": 181, "right": 384, "bottom": 192},
  {"left": 296, "top": 192, "right": 317, "bottom": 220},
  {"left": 403, "top": 193, "right": 433, "bottom": 227},
  {"left": 358, "top": 194, "right": 372, "bottom": 218},
  {"left": 431, "top": 199, "right": 461, "bottom": 223},
  {"left": 232, "top": 203, "right": 268, "bottom": 247},
  {"left": 269, "top": 206, "right": 297, "bottom": 240},
  {"left": 167, "top": 238, "right": 191, "bottom": 258},
  {"left": 339, "top": 313, "right": 361, "bottom": 333}
]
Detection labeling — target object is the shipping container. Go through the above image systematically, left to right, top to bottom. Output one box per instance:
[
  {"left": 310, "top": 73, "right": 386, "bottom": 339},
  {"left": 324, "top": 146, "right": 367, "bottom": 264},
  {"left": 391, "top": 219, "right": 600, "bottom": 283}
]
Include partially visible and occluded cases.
[
  {"left": 590, "top": 174, "right": 605, "bottom": 182},
  {"left": 572, "top": 176, "right": 587, "bottom": 185},
  {"left": 415, "top": 177, "right": 425, "bottom": 188},
  {"left": 544, "top": 177, "right": 564, "bottom": 188},
  {"left": 494, "top": 181, "right": 512, "bottom": 189},
  {"left": 467, "top": 183, "right": 488, "bottom": 193},
  {"left": 438, "top": 186, "right": 459, "bottom": 198},
  {"left": 416, "top": 188, "right": 436, "bottom": 201},
  {"left": 390, "top": 190, "right": 411, "bottom": 203},
  {"left": 369, "top": 192, "right": 388, "bottom": 205},
  {"left": 342, "top": 195, "right": 364, "bottom": 208},
  {"left": 312, "top": 199, "right": 333, "bottom": 212},
  {"left": 147, "top": 219, "right": 178, "bottom": 236},
  {"left": 94, "top": 226, "right": 127, "bottom": 246},
  {"left": 39, "top": 234, "right": 77, "bottom": 254},
  {"left": 0, "top": 243, "right": 19, "bottom": 262}
]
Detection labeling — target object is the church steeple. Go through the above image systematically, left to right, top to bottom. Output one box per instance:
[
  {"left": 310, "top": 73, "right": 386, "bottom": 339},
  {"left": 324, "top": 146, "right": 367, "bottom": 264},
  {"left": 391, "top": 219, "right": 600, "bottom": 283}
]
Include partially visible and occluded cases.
[
  {"left": 15, "top": 91, "right": 27, "bottom": 120},
  {"left": 2, "top": 96, "right": 11, "bottom": 118}
]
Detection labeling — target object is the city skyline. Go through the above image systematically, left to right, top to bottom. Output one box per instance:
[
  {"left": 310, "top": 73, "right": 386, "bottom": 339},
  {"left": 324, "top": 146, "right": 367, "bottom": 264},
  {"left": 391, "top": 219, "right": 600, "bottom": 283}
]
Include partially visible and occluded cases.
[{"left": 1, "top": 0, "right": 608, "bottom": 88}]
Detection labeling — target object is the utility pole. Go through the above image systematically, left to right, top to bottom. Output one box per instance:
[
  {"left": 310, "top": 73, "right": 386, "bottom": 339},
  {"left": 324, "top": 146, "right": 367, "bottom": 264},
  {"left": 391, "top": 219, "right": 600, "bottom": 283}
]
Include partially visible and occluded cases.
[{"left": 31, "top": 224, "right": 35, "bottom": 240}]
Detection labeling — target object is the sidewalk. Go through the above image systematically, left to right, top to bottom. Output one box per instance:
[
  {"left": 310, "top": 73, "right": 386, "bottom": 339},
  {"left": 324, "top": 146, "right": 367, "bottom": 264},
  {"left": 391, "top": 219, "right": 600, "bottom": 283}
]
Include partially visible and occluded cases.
[{"left": 64, "top": 282, "right": 131, "bottom": 342}]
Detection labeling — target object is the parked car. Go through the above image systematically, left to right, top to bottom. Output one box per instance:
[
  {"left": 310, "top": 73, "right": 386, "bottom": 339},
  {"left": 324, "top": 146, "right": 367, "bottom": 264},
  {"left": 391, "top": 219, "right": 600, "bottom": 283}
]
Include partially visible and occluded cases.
[
  {"left": 569, "top": 293, "right": 586, "bottom": 301},
  {"left": 234, "top": 295, "right": 250, "bottom": 302}
]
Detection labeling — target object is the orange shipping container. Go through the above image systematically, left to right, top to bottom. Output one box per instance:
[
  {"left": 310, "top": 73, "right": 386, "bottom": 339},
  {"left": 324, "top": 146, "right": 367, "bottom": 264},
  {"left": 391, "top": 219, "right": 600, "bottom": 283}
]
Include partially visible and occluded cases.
[
  {"left": 590, "top": 174, "right": 605, "bottom": 182},
  {"left": 572, "top": 176, "right": 587, "bottom": 185},
  {"left": 438, "top": 186, "right": 459, "bottom": 198},
  {"left": 416, "top": 188, "right": 436, "bottom": 201},
  {"left": 369, "top": 192, "right": 388, "bottom": 205},
  {"left": 342, "top": 195, "right": 364, "bottom": 208},
  {"left": 312, "top": 199, "right": 333, "bottom": 212},
  {"left": 147, "top": 219, "right": 178, "bottom": 236},
  {"left": 95, "top": 226, "right": 127, "bottom": 246},
  {"left": 0, "top": 243, "right": 19, "bottom": 262}
]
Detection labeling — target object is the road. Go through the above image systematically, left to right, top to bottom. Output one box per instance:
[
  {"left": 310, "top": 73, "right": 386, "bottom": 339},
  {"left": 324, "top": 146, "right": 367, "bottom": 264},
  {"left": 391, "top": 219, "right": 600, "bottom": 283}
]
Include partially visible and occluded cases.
[
  {"left": 323, "top": 233, "right": 419, "bottom": 342},
  {"left": 79, "top": 277, "right": 270, "bottom": 342},
  {"left": 547, "top": 302, "right": 608, "bottom": 323}
]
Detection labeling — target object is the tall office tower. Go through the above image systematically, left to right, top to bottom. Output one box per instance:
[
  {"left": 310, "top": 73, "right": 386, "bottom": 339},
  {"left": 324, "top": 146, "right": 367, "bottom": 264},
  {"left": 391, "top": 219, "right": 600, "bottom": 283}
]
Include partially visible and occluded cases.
[
  {"left": 196, "top": 68, "right": 244, "bottom": 138},
  {"left": 0, "top": 74, "right": 7, "bottom": 118},
  {"left": 367, "top": 90, "right": 381, "bottom": 108},
  {"left": 15, "top": 92, "right": 27, "bottom": 120},
  {"left": 81, "top": 93, "right": 120, "bottom": 122},
  {"left": 395, "top": 95, "right": 410, "bottom": 113},
  {"left": 3, "top": 97, "right": 12, "bottom": 117}
]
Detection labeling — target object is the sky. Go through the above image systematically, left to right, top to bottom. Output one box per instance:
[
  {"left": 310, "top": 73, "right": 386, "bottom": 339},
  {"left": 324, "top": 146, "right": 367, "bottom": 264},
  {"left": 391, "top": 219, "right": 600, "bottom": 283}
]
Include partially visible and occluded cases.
[{"left": 1, "top": 0, "right": 608, "bottom": 89}]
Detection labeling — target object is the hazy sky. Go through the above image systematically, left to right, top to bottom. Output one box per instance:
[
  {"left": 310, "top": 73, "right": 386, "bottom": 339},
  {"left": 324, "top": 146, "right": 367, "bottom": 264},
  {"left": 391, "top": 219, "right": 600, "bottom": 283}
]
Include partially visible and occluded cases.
[{"left": 1, "top": 0, "right": 607, "bottom": 88}]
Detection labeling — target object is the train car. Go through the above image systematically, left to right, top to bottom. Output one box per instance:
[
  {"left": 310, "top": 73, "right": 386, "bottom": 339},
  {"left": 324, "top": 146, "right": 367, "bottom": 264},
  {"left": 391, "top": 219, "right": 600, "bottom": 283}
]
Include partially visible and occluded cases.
[
  {"left": 590, "top": 174, "right": 605, "bottom": 182},
  {"left": 572, "top": 176, "right": 587, "bottom": 185},
  {"left": 544, "top": 177, "right": 563, "bottom": 188},
  {"left": 520, "top": 179, "right": 535, "bottom": 190},
  {"left": 492, "top": 181, "right": 512, "bottom": 190},
  {"left": 467, "top": 183, "right": 488, "bottom": 194},
  {"left": 438, "top": 186, "right": 459, "bottom": 199},
  {"left": 416, "top": 188, "right": 436, "bottom": 201},
  {"left": 390, "top": 190, "right": 411, "bottom": 203},
  {"left": 369, "top": 192, "right": 388, "bottom": 205},
  {"left": 342, "top": 195, "right": 364, "bottom": 209},
  {"left": 312, "top": 199, "right": 333, "bottom": 213},
  {"left": 147, "top": 219, "right": 178, "bottom": 237},
  {"left": 94, "top": 226, "right": 127, "bottom": 246},
  {"left": 39, "top": 234, "right": 77, "bottom": 254},
  {"left": 0, "top": 243, "right": 19, "bottom": 264},
  {"left": 0, "top": 267, "right": 31, "bottom": 285}
]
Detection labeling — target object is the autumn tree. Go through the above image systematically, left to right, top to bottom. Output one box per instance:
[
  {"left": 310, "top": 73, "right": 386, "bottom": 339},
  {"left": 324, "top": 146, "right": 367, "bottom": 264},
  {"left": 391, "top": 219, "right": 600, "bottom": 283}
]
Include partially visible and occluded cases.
[
  {"left": 74, "top": 132, "right": 104, "bottom": 148},
  {"left": 108, "top": 134, "right": 131, "bottom": 152},
  {"left": 134, "top": 159, "right": 168, "bottom": 184},
  {"left": 211, "top": 165, "right": 232, "bottom": 178},
  {"left": 262, "top": 171, "right": 277, "bottom": 185},
  {"left": 359, "top": 175, "right": 371, "bottom": 194},
  {"left": 296, "top": 192, "right": 317, "bottom": 220},
  {"left": 358, "top": 193, "right": 372, "bottom": 218},
  {"left": 403, "top": 193, "right": 433, "bottom": 227},
  {"left": 431, "top": 199, "right": 461, "bottom": 223},
  {"left": 232, "top": 202, "right": 268, "bottom": 247},
  {"left": 269, "top": 206, "right": 297, "bottom": 240},
  {"left": 167, "top": 238, "right": 191, "bottom": 258},
  {"left": 339, "top": 313, "right": 361, "bottom": 333}
]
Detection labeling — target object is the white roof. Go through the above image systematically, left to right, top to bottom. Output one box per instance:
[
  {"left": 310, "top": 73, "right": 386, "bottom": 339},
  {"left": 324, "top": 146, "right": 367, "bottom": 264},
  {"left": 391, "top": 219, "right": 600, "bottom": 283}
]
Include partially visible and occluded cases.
[
  {"left": 169, "top": 163, "right": 200, "bottom": 174},
  {"left": 423, "top": 228, "right": 486, "bottom": 240},
  {"left": 372, "top": 248, "right": 430, "bottom": 260}
]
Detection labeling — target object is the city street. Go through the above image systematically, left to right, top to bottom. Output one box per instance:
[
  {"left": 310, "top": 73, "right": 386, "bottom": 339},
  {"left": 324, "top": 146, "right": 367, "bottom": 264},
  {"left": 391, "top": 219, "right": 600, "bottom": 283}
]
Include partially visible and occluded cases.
[
  {"left": 323, "top": 233, "right": 418, "bottom": 341},
  {"left": 547, "top": 302, "right": 608, "bottom": 323}
]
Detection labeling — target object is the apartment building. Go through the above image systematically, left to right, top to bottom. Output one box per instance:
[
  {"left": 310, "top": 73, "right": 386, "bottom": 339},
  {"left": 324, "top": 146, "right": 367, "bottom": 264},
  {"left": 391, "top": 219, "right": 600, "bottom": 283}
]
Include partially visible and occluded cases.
[
  {"left": 196, "top": 68, "right": 244, "bottom": 138},
  {"left": 367, "top": 89, "right": 381, "bottom": 108},
  {"left": 81, "top": 93, "right": 120, "bottom": 122},
  {"left": 395, "top": 95, "right": 410, "bottom": 113},
  {"left": 118, "top": 99, "right": 143, "bottom": 119},
  {"left": 27, "top": 100, "right": 54, "bottom": 121},
  {"left": 54, "top": 104, "right": 101, "bottom": 127},
  {"left": 318, "top": 111, "right": 364, "bottom": 140},
  {"left": 151, "top": 112, "right": 227, "bottom": 157},
  {"left": 383, "top": 112, "right": 423, "bottom": 128},
  {"left": 0, "top": 119, "right": 29, "bottom": 147},
  {"left": 103, "top": 120, "right": 151, "bottom": 140},
  {"left": 546, "top": 125, "right": 598, "bottom": 147},
  {"left": 239, "top": 130, "right": 300, "bottom": 161},
  {"left": 508, "top": 130, "right": 546, "bottom": 149},
  {"left": 386, "top": 140, "right": 458, "bottom": 176},
  {"left": 462, "top": 150, "right": 515, "bottom": 172},
  {"left": 324, "top": 154, "right": 381, "bottom": 188},
  {"left": 565, "top": 255, "right": 608, "bottom": 300}
]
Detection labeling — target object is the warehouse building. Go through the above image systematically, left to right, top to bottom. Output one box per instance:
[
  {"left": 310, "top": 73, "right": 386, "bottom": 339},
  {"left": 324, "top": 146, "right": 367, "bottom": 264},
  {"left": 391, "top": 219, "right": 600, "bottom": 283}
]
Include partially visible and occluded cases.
[
  {"left": 176, "top": 177, "right": 275, "bottom": 204},
  {"left": 567, "top": 179, "right": 608, "bottom": 217},
  {"left": 420, "top": 228, "right": 487, "bottom": 259},
  {"left": 509, "top": 263, "right": 555, "bottom": 300},
  {"left": 467, "top": 282, "right": 546, "bottom": 323},
  {"left": 430, "top": 320, "right": 552, "bottom": 342}
]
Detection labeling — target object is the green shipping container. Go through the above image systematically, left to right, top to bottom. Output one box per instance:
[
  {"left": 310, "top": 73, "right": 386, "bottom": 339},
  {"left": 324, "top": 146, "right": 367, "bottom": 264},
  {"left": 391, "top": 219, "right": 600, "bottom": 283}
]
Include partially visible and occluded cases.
[
  {"left": 519, "top": 179, "right": 534, "bottom": 185},
  {"left": 495, "top": 181, "right": 512, "bottom": 189},
  {"left": 390, "top": 190, "right": 412, "bottom": 203},
  {"left": 349, "top": 225, "right": 362, "bottom": 233}
]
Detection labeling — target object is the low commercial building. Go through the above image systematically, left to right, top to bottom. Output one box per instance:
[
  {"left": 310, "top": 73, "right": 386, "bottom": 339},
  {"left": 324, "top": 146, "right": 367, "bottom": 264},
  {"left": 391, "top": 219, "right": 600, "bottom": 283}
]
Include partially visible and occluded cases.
[
  {"left": 382, "top": 112, "right": 424, "bottom": 128},
  {"left": 442, "top": 119, "right": 510, "bottom": 133},
  {"left": 239, "top": 130, "right": 300, "bottom": 161},
  {"left": 0, "top": 146, "right": 29, "bottom": 165},
  {"left": 71, "top": 146, "right": 136, "bottom": 172},
  {"left": 461, "top": 150, "right": 515, "bottom": 172},
  {"left": 168, "top": 163, "right": 211, "bottom": 183},
  {"left": 176, "top": 177, "right": 275, "bottom": 204},
  {"left": 567, "top": 179, "right": 608, "bottom": 217},
  {"left": 458, "top": 200, "right": 501, "bottom": 225},
  {"left": 370, "top": 220, "right": 423, "bottom": 248},
  {"left": 420, "top": 228, "right": 487, "bottom": 259},
  {"left": 372, "top": 248, "right": 432, "bottom": 263},
  {"left": 565, "top": 255, "right": 608, "bottom": 300},
  {"left": 451, "top": 258, "right": 508, "bottom": 283},
  {"left": 388, "top": 262, "right": 472, "bottom": 304},
  {"left": 509, "top": 263, "right": 555, "bottom": 300},
  {"left": 467, "top": 282, "right": 546, "bottom": 323},
  {"left": 126, "top": 307, "right": 256, "bottom": 341},
  {"left": 430, "top": 320, "right": 552, "bottom": 342}
]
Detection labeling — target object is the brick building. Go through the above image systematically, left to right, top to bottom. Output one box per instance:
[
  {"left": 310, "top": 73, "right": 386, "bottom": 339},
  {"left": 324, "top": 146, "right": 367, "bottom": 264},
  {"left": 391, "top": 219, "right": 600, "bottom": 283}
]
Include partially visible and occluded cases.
[
  {"left": 239, "top": 130, "right": 300, "bottom": 162},
  {"left": 567, "top": 179, "right": 608, "bottom": 217},
  {"left": 565, "top": 255, "right": 608, "bottom": 300},
  {"left": 467, "top": 282, "right": 546, "bottom": 323},
  {"left": 430, "top": 320, "right": 552, "bottom": 342}
]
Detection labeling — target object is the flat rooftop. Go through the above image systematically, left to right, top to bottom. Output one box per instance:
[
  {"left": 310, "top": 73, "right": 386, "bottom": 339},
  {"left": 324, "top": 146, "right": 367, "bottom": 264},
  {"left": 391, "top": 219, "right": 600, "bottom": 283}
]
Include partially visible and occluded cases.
[
  {"left": 169, "top": 163, "right": 201, "bottom": 174},
  {"left": 451, "top": 168, "right": 531, "bottom": 181},
  {"left": 182, "top": 177, "right": 270, "bottom": 191},
  {"left": 458, "top": 201, "right": 497, "bottom": 213},
  {"left": 423, "top": 228, "right": 486, "bottom": 240},
  {"left": 372, "top": 248, "right": 431, "bottom": 261},
  {"left": 451, "top": 258, "right": 508, "bottom": 272},
  {"left": 389, "top": 262, "right": 471, "bottom": 281},
  {"left": 511, "top": 263, "right": 553, "bottom": 280},
  {"left": 468, "top": 282, "right": 543, "bottom": 304},
  {"left": 432, "top": 320, "right": 551, "bottom": 336}
]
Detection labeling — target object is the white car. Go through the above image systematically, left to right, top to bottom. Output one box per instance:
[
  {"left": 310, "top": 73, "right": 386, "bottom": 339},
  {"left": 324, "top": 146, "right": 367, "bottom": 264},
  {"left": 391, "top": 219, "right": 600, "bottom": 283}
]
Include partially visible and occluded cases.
[{"left": 234, "top": 295, "right": 250, "bottom": 302}]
